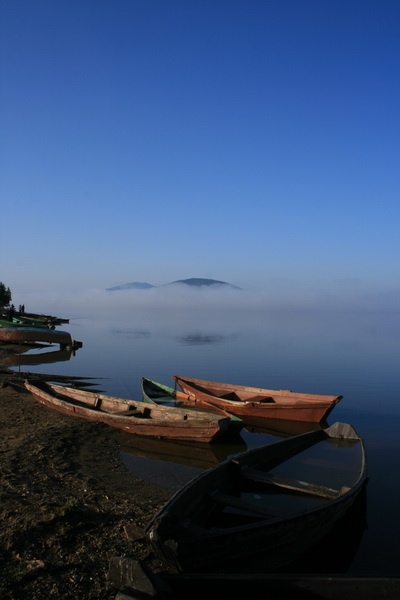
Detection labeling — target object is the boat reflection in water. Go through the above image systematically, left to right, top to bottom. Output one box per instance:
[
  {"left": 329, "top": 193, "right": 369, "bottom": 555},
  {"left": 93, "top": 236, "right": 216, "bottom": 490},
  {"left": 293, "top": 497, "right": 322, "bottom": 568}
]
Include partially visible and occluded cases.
[
  {"left": 2, "top": 346, "right": 79, "bottom": 368},
  {"left": 118, "top": 417, "right": 333, "bottom": 490},
  {"left": 244, "top": 417, "right": 328, "bottom": 438},
  {"left": 117, "top": 428, "right": 248, "bottom": 490},
  {"left": 117, "top": 430, "right": 248, "bottom": 473}
]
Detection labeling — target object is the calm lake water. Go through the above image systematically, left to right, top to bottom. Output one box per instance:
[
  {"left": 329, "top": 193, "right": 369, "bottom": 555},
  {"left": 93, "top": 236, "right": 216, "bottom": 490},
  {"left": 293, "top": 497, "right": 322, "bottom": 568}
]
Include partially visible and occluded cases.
[{"left": 7, "top": 305, "right": 400, "bottom": 576}]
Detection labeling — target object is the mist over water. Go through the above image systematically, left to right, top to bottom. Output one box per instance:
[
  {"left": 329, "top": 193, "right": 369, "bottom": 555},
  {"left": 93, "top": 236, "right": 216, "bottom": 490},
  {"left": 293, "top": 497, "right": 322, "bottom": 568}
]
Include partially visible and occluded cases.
[
  {"left": 16, "top": 278, "right": 400, "bottom": 321},
  {"left": 13, "top": 287, "right": 399, "bottom": 403},
  {"left": 6, "top": 288, "right": 400, "bottom": 576}
]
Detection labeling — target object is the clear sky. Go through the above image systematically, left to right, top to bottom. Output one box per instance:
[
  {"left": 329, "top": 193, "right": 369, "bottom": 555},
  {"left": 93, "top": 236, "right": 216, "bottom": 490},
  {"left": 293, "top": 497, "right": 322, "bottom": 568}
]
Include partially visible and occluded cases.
[{"left": 1, "top": 0, "right": 399, "bottom": 311}]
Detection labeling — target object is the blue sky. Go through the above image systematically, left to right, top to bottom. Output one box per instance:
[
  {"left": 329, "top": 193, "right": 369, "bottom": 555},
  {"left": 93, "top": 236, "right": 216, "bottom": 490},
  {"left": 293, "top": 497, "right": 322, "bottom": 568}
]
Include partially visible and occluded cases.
[{"left": 1, "top": 0, "right": 399, "bottom": 311}]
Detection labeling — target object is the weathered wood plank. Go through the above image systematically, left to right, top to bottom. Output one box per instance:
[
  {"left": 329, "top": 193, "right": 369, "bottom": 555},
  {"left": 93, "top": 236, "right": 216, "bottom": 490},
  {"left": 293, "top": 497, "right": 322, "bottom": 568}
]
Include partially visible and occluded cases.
[{"left": 241, "top": 468, "right": 339, "bottom": 499}]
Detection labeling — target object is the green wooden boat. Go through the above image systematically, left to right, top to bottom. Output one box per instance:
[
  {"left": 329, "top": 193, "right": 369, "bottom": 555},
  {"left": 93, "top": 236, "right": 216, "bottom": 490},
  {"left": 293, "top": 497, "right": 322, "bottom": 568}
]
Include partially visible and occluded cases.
[
  {"left": 13, "top": 315, "right": 52, "bottom": 328},
  {"left": 0, "top": 316, "right": 49, "bottom": 329},
  {"left": 141, "top": 377, "right": 246, "bottom": 437}
]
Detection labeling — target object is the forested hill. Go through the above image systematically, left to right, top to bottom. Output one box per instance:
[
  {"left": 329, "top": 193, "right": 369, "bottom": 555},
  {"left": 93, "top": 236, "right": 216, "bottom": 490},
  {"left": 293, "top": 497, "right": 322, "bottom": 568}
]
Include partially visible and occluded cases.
[{"left": 106, "top": 278, "right": 241, "bottom": 291}]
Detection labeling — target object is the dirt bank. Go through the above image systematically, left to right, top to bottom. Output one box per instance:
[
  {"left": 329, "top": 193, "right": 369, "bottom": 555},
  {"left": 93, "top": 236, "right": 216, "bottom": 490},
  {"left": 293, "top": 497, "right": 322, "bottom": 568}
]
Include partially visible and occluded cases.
[{"left": 0, "top": 352, "right": 171, "bottom": 599}]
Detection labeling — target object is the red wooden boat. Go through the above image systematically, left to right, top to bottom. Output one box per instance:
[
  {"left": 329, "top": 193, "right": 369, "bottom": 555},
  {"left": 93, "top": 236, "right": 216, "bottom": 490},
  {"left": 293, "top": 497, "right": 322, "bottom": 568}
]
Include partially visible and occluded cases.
[{"left": 173, "top": 375, "right": 342, "bottom": 423}]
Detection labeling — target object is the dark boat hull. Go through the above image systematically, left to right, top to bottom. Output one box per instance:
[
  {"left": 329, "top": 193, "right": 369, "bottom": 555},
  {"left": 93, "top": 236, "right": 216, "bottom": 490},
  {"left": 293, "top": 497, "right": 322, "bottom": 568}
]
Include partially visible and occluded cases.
[
  {"left": 0, "top": 327, "right": 77, "bottom": 348},
  {"left": 145, "top": 422, "right": 367, "bottom": 572}
]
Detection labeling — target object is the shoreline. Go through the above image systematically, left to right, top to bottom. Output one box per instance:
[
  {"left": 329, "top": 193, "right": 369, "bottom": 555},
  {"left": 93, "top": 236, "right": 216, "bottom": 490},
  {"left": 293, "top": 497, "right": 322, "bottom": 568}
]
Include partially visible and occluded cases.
[{"left": 0, "top": 348, "right": 171, "bottom": 599}]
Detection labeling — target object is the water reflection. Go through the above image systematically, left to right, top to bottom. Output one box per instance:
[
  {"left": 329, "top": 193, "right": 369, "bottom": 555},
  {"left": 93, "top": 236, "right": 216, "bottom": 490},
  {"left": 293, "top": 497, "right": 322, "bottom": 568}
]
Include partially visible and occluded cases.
[
  {"left": 2, "top": 307, "right": 397, "bottom": 575},
  {"left": 112, "top": 328, "right": 151, "bottom": 339},
  {"left": 176, "top": 333, "right": 232, "bottom": 346},
  {"left": 3, "top": 346, "right": 78, "bottom": 367},
  {"left": 244, "top": 418, "right": 328, "bottom": 437},
  {"left": 117, "top": 431, "right": 247, "bottom": 471}
]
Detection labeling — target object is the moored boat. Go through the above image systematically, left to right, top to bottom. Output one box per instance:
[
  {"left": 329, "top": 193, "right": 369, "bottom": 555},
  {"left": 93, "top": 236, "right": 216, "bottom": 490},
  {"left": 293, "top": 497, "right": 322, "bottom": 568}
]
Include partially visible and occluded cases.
[
  {"left": 12, "top": 315, "right": 54, "bottom": 328},
  {"left": 0, "top": 316, "right": 49, "bottom": 329},
  {"left": 0, "top": 326, "right": 78, "bottom": 348},
  {"left": 173, "top": 375, "right": 342, "bottom": 423},
  {"left": 24, "top": 380, "right": 235, "bottom": 443},
  {"left": 145, "top": 421, "right": 367, "bottom": 573}
]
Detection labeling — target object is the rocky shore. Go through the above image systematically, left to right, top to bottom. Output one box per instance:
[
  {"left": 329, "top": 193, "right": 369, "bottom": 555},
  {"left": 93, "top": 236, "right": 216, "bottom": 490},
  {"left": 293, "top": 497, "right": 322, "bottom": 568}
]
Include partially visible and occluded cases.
[{"left": 0, "top": 344, "right": 171, "bottom": 599}]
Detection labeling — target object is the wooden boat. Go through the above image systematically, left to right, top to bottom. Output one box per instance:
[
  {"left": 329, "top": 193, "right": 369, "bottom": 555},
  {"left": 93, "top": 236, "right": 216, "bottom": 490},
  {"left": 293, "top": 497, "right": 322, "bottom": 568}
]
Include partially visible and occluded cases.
[
  {"left": 24, "top": 311, "right": 69, "bottom": 326},
  {"left": 12, "top": 315, "right": 54, "bottom": 328},
  {"left": 0, "top": 316, "right": 49, "bottom": 328},
  {"left": 0, "top": 326, "right": 80, "bottom": 348},
  {"left": 173, "top": 375, "right": 342, "bottom": 423},
  {"left": 141, "top": 377, "right": 246, "bottom": 437},
  {"left": 23, "top": 380, "right": 234, "bottom": 443},
  {"left": 145, "top": 421, "right": 367, "bottom": 573}
]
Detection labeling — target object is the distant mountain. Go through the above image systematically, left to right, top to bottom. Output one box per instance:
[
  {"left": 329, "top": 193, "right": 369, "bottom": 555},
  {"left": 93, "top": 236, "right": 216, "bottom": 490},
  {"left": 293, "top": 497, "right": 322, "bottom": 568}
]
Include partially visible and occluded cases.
[
  {"left": 106, "top": 278, "right": 241, "bottom": 291},
  {"left": 168, "top": 278, "right": 241, "bottom": 290},
  {"left": 106, "top": 282, "right": 154, "bottom": 291}
]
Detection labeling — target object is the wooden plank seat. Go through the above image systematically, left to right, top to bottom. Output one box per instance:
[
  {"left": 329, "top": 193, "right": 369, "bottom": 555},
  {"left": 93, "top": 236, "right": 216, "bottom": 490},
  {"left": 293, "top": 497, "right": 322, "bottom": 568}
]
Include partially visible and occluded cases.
[{"left": 240, "top": 468, "right": 340, "bottom": 499}]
